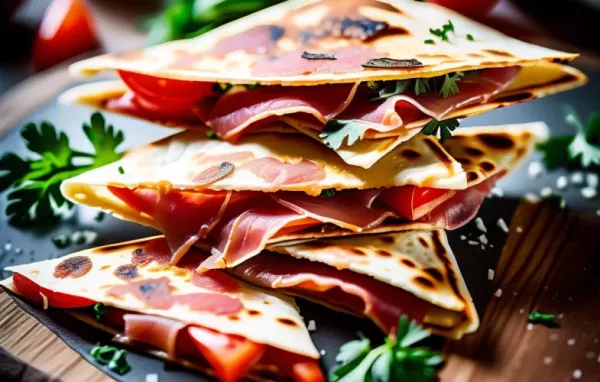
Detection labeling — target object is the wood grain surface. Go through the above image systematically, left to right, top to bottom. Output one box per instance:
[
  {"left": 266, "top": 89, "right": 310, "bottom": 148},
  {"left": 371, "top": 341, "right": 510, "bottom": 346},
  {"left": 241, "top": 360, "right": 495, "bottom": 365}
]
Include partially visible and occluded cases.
[{"left": 2, "top": 200, "right": 599, "bottom": 381}]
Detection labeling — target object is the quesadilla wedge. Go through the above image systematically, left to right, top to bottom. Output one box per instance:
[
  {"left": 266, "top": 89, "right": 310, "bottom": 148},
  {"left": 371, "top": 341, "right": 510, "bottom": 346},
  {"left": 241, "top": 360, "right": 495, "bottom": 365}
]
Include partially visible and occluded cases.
[
  {"left": 64, "top": 0, "right": 586, "bottom": 168},
  {"left": 61, "top": 122, "right": 546, "bottom": 270},
  {"left": 3, "top": 237, "right": 323, "bottom": 382}
]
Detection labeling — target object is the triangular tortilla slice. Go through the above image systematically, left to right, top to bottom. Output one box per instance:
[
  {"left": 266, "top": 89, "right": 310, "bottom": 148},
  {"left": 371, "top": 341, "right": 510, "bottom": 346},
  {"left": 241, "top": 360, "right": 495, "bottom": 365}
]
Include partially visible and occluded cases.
[
  {"left": 70, "top": 0, "right": 578, "bottom": 85},
  {"left": 264, "top": 229, "right": 478, "bottom": 339},
  {"left": 3, "top": 237, "right": 321, "bottom": 381}
]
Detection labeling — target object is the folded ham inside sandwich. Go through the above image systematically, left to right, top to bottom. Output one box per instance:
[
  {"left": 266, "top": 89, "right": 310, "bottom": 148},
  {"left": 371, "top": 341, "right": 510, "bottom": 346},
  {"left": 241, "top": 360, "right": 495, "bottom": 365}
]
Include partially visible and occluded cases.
[
  {"left": 64, "top": 0, "right": 586, "bottom": 168},
  {"left": 62, "top": 122, "right": 546, "bottom": 270},
  {"left": 3, "top": 238, "right": 324, "bottom": 382}
]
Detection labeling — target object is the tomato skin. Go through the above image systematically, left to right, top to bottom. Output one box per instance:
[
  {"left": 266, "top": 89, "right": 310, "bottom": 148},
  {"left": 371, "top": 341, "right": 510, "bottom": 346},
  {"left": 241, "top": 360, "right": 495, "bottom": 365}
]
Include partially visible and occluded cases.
[
  {"left": 33, "top": 0, "right": 100, "bottom": 71},
  {"left": 428, "top": 0, "right": 499, "bottom": 18},
  {"left": 379, "top": 186, "right": 453, "bottom": 220},
  {"left": 12, "top": 273, "right": 95, "bottom": 308},
  {"left": 187, "top": 326, "right": 266, "bottom": 382}
]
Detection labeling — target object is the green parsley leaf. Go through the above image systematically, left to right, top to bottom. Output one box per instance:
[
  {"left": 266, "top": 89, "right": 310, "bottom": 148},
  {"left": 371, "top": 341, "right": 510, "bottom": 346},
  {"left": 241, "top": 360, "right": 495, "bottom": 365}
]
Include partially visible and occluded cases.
[
  {"left": 429, "top": 20, "right": 454, "bottom": 42},
  {"left": 467, "top": 34, "right": 474, "bottom": 41},
  {"left": 424, "top": 39, "right": 435, "bottom": 45},
  {"left": 440, "top": 72, "right": 464, "bottom": 98},
  {"left": 414, "top": 78, "right": 431, "bottom": 96},
  {"left": 371, "top": 80, "right": 412, "bottom": 102},
  {"left": 212, "top": 82, "right": 234, "bottom": 94},
  {"left": 244, "top": 83, "right": 261, "bottom": 90},
  {"left": 536, "top": 107, "right": 600, "bottom": 170},
  {"left": 0, "top": 113, "right": 125, "bottom": 225},
  {"left": 422, "top": 118, "right": 460, "bottom": 141},
  {"left": 319, "top": 119, "right": 371, "bottom": 150},
  {"left": 206, "top": 130, "right": 217, "bottom": 139},
  {"left": 118, "top": 166, "right": 125, "bottom": 175},
  {"left": 320, "top": 188, "right": 337, "bottom": 197},
  {"left": 542, "top": 194, "right": 566, "bottom": 209},
  {"left": 94, "top": 211, "right": 105, "bottom": 222},
  {"left": 52, "top": 233, "right": 71, "bottom": 249},
  {"left": 93, "top": 302, "right": 109, "bottom": 321},
  {"left": 528, "top": 310, "right": 559, "bottom": 327},
  {"left": 331, "top": 316, "right": 442, "bottom": 382},
  {"left": 90, "top": 345, "right": 131, "bottom": 375}
]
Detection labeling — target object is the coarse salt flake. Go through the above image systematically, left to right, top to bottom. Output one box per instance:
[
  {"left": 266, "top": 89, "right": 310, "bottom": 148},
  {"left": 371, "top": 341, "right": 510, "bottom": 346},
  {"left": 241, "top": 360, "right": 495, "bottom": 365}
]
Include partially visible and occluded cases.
[
  {"left": 528, "top": 162, "right": 543, "bottom": 178},
  {"left": 571, "top": 172, "right": 584, "bottom": 184},
  {"left": 587, "top": 173, "right": 598, "bottom": 188},
  {"left": 556, "top": 176, "right": 568, "bottom": 189},
  {"left": 491, "top": 187, "right": 504, "bottom": 197},
  {"left": 540, "top": 187, "right": 553, "bottom": 197},
  {"left": 581, "top": 187, "right": 597, "bottom": 199},
  {"left": 524, "top": 193, "right": 540, "bottom": 203},
  {"left": 475, "top": 217, "right": 487, "bottom": 233},
  {"left": 497, "top": 218, "right": 509, "bottom": 233},
  {"left": 516, "top": 226, "right": 523, "bottom": 233},
  {"left": 479, "top": 234, "right": 488, "bottom": 245},
  {"left": 460, "top": 235, "right": 466, "bottom": 240},
  {"left": 467, "top": 240, "right": 479, "bottom": 246},
  {"left": 488, "top": 269, "right": 494, "bottom": 280},
  {"left": 494, "top": 289, "right": 502, "bottom": 297},
  {"left": 307, "top": 320, "right": 316, "bottom": 331},
  {"left": 527, "top": 323, "right": 533, "bottom": 331},
  {"left": 567, "top": 338, "right": 576, "bottom": 346},
  {"left": 320, "top": 349, "right": 327, "bottom": 356},
  {"left": 543, "top": 356, "right": 552, "bottom": 365},
  {"left": 573, "top": 369, "right": 582, "bottom": 379},
  {"left": 146, "top": 374, "right": 158, "bottom": 382}
]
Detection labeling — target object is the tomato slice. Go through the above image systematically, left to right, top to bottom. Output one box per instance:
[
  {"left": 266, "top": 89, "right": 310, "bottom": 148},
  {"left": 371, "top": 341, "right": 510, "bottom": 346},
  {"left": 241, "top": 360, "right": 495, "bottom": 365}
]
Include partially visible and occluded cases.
[
  {"left": 33, "top": 0, "right": 100, "bottom": 71},
  {"left": 379, "top": 186, "right": 455, "bottom": 220},
  {"left": 12, "top": 273, "right": 95, "bottom": 308},
  {"left": 187, "top": 326, "right": 266, "bottom": 382},
  {"left": 292, "top": 361, "right": 326, "bottom": 382}
]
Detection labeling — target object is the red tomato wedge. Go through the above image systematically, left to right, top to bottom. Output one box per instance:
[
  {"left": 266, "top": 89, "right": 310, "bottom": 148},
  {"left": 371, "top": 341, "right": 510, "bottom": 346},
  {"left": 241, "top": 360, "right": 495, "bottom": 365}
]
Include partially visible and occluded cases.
[
  {"left": 33, "top": 0, "right": 100, "bottom": 71},
  {"left": 379, "top": 186, "right": 456, "bottom": 220},
  {"left": 12, "top": 273, "right": 95, "bottom": 308},
  {"left": 187, "top": 326, "right": 266, "bottom": 382},
  {"left": 292, "top": 361, "right": 326, "bottom": 382}
]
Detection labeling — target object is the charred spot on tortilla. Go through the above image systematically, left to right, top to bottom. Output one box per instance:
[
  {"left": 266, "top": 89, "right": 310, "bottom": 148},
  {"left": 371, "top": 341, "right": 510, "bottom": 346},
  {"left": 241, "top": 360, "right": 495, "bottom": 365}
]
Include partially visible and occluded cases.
[
  {"left": 483, "top": 49, "right": 515, "bottom": 58},
  {"left": 301, "top": 51, "right": 337, "bottom": 60},
  {"left": 467, "top": 53, "right": 485, "bottom": 58},
  {"left": 362, "top": 57, "right": 423, "bottom": 69},
  {"left": 492, "top": 92, "right": 534, "bottom": 104},
  {"left": 478, "top": 133, "right": 515, "bottom": 149},
  {"left": 423, "top": 138, "right": 455, "bottom": 170},
  {"left": 465, "top": 147, "right": 484, "bottom": 157},
  {"left": 400, "top": 148, "right": 422, "bottom": 159},
  {"left": 456, "top": 157, "right": 472, "bottom": 165},
  {"left": 479, "top": 161, "right": 495, "bottom": 172},
  {"left": 192, "top": 162, "right": 234, "bottom": 185},
  {"left": 467, "top": 171, "right": 479, "bottom": 182},
  {"left": 380, "top": 236, "right": 395, "bottom": 244},
  {"left": 418, "top": 237, "right": 430, "bottom": 248},
  {"left": 349, "top": 248, "right": 366, "bottom": 256},
  {"left": 375, "top": 249, "right": 392, "bottom": 257},
  {"left": 53, "top": 256, "right": 93, "bottom": 279},
  {"left": 400, "top": 258, "right": 416, "bottom": 268},
  {"left": 114, "top": 264, "right": 138, "bottom": 280},
  {"left": 100, "top": 265, "right": 111, "bottom": 271},
  {"left": 424, "top": 268, "right": 445, "bottom": 282},
  {"left": 414, "top": 276, "right": 435, "bottom": 288},
  {"left": 248, "top": 309, "right": 262, "bottom": 316},
  {"left": 228, "top": 315, "right": 240, "bottom": 321},
  {"left": 277, "top": 318, "right": 298, "bottom": 326}
]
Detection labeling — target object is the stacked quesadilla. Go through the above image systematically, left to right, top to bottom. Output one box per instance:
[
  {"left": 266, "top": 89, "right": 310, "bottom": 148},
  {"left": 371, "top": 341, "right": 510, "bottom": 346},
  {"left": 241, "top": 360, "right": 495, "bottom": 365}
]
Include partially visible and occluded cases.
[{"left": 4, "top": 0, "right": 587, "bottom": 380}]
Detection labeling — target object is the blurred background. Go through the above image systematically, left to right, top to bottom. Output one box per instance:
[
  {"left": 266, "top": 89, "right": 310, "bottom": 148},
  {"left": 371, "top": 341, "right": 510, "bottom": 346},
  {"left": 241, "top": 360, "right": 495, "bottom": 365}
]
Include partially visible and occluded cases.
[{"left": 2, "top": 0, "right": 600, "bottom": 93}]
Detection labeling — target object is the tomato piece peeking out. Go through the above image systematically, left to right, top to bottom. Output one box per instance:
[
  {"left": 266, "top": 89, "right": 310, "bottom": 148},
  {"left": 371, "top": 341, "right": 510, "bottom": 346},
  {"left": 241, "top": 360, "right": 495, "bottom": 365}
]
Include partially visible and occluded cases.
[
  {"left": 33, "top": 0, "right": 100, "bottom": 71},
  {"left": 379, "top": 186, "right": 455, "bottom": 220},
  {"left": 12, "top": 273, "right": 95, "bottom": 308},
  {"left": 187, "top": 326, "right": 266, "bottom": 382}
]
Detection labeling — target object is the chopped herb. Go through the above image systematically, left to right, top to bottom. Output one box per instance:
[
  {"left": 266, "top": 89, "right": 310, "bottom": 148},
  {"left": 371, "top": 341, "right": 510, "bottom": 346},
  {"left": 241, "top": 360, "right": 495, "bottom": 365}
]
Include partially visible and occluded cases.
[
  {"left": 429, "top": 20, "right": 454, "bottom": 42},
  {"left": 467, "top": 34, "right": 474, "bottom": 41},
  {"left": 424, "top": 39, "right": 435, "bottom": 45},
  {"left": 301, "top": 51, "right": 337, "bottom": 60},
  {"left": 362, "top": 58, "right": 423, "bottom": 69},
  {"left": 440, "top": 72, "right": 464, "bottom": 98},
  {"left": 414, "top": 78, "right": 430, "bottom": 96},
  {"left": 371, "top": 80, "right": 411, "bottom": 101},
  {"left": 212, "top": 83, "right": 234, "bottom": 94},
  {"left": 243, "top": 83, "right": 261, "bottom": 90},
  {"left": 536, "top": 107, "right": 600, "bottom": 170},
  {"left": 0, "top": 113, "right": 124, "bottom": 225},
  {"left": 422, "top": 118, "right": 460, "bottom": 141},
  {"left": 319, "top": 119, "right": 371, "bottom": 150},
  {"left": 206, "top": 130, "right": 217, "bottom": 139},
  {"left": 118, "top": 166, "right": 125, "bottom": 175},
  {"left": 320, "top": 189, "right": 337, "bottom": 198},
  {"left": 542, "top": 194, "right": 566, "bottom": 209},
  {"left": 94, "top": 211, "right": 105, "bottom": 222},
  {"left": 51, "top": 234, "right": 71, "bottom": 249},
  {"left": 93, "top": 302, "right": 108, "bottom": 321},
  {"left": 528, "top": 310, "right": 559, "bottom": 327},
  {"left": 331, "top": 316, "right": 443, "bottom": 382},
  {"left": 91, "top": 345, "right": 131, "bottom": 375}
]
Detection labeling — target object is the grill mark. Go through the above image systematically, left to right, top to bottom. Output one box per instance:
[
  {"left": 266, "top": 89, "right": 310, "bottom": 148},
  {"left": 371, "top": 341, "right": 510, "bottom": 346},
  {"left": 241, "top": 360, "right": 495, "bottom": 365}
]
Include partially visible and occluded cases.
[
  {"left": 483, "top": 49, "right": 515, "bottom": 58},
  {"left": 493, "top": 92, "right": 534, "bottom": 104},
  {"left": 478, "top": 134, "right": 515, "bottom": 149},
  {"left": 424, "top": 138, "right": 455, "bottom": 171},
  {"left": 465, "top": 147, "right": 484, "bottom": 157},
  {"left": 401, "top": 148, "right": 422, "bottom": 159},
  {"left": 480, "top": 161, "right": 495, "bottom": 172},
  {"left": 467, "top": 171, "right": 479, "bottom": 182},
  {"left": 431, "top": 231, "right": 464, "bottom": 303},
  {"left": 380, "top": 236, "right": 395, "bottom": 244},
  {"left": 418, "top": 237, "right": 430, "bottom": 248},
  {"left": 349, "top": 248, "right": 366, "bottom": 256},
  {"left": 375, "top": 249, "right": 392, "bottom": 257},
  {"left": 400, "top": 258, "right": 416, "bottom": 268},
  {"left": 424, "top": 268, "right": 444, "bottom": 282},
  {"left": 414, "top": 276, "right": 435, "bottom": 288},
  {"left": 248, "top": 309, "right": 261, "bottom": 316},
  {"left": 277, "top": 318, "right": 298, "bottom": 326}
]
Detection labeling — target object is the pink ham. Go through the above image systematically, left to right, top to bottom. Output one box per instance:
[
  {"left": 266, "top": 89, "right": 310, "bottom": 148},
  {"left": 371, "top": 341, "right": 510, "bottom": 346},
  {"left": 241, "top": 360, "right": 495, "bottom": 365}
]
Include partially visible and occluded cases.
[
  {"left": 206, "top": 83, "right": 359, "bottom": 140},
  {"left": 243, "top": 157, "right": 326, "bottom": 186},
  {"left": 231, "top": 252, "right": 428, "bottom": 334},
  {"left": 124, "top": 314, "right": 186, "bottom": 357}
]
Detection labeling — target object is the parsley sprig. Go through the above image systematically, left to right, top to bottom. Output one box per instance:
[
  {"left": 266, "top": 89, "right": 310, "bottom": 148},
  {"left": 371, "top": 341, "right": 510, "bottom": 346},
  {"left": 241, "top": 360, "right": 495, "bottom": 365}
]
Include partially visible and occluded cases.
[
  {"left": 144, "top": 0, "right": 285, "bottom": 45},
  {"left": 429, "top": 20, "right": 454, "bottom": 42},
  {"left": 371, "top": 71, "right": 468, "bottom": 101},
  {"left": 536, "top": 107, "right": 600, "bottom": 170},
  {"left": 0, "top": 113, "right": 124, "bottom": 225},
  {"left": 422, "top": 118, "right": 460, "bottom": 141},
  {"left": 319, "top": 119, "right": 371, "bottom": 150},
  {"left": 528, "top": 311, "right": 559, "bottom": 327},
  {"left": 331, "top": 316, "right": 443, "bottom": 382},
  {"left": 90, "top": 345, "right": 131, "bottom": 375}
]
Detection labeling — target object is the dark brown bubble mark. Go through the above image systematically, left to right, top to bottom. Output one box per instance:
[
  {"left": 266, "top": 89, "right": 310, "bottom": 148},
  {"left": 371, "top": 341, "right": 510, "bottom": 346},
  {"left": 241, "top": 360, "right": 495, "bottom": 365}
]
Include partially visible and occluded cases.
[
  {"left": 483, "top": 49, "right": 515, "bottom": 58},
  {"left": 467, "top": 53, "right": 485, "bottom": 58},
  {"left": 551, "top": 58, "right": 570, "bottom": 65},
  {"left": 492, "top": 92, "right": 534, "bottom": 104},
  {"left": 478, "top": 134, "right": 515, "bottom": 150},
  {"left": 423, "top": 138, "right": 455, "bottom": 171},
  {"left": 465, "top": 147, "right": 484, "bottom": 157},
  {"left": 516, "top": 147, "right": 526, "bottom": 159},
  {"left": 401, "top": 149, "right": 422, "bottom": 159},
  {"left": 456, "top": 157, "right": 472, "bottom": 165},
  {"left": 479, "top": 161, "right": 495, "bottom": 172},
  {"left": 193, "top": 162, "right": 234, "bottom": 185},
  {"left": 467, "top": 171, "right": 479, "bottom": 182},
  {"left": 431, "top": 231, "right": 465, "bottom": 303},
  {"left": 380, "top": 236, "right": 395, "bottom": 244},
  {"left": 418, "top": 237, "right": 430, "bottom": 248},
  {"left": 349, "top": 248, "right": 366, "bottom": 256},
  {"left": 375, "top": 249, "right": 392, "bottom": 257},
  {"left": 53, "top": 256, "right": 93, "bottom": 279},
  {"left": 400, "top": 258, "right": 416, "bottom": 268},
  {"left": 114, "top": 264, "right": 138, "bottom": 280},
  {"left": 423, "top": 268, "right": 444, "bottom": 282},
  {"left": 413, "top": 276, "right": 435, "bottom": 288},
  {"left": 248, "top": 309, "right": 262, "bottom": 316},
  {"left": 228, "top": 315, "right": 240, "bottom": 321},
  {"left": 277, "top": 318, "right": 298, "bottom": 327}
]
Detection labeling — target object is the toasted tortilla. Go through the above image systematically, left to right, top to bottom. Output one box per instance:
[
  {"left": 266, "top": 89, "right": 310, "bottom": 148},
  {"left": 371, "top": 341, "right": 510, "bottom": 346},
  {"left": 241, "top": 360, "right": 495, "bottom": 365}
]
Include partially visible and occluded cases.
[
  {"left": 70, "top": 0, "right": 579, "bottom": 85},
  {"left": 268, "top": 229, "right": 478, "bottom": 338},
  {"left": 3, "top": 237, "right": 319, "bottom": 360}
]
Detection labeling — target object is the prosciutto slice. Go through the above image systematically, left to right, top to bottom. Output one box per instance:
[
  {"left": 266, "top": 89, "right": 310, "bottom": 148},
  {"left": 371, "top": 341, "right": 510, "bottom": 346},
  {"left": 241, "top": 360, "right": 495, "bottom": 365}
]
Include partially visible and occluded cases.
[
  {"left": 206, "top": 83, "right": 359, "bottom": 140},
  {"left": 232, "top": 252, "right": 428, "bottom": 333},
  {"left": 124, "top": 314, "right": 186, "bottom": 358}
]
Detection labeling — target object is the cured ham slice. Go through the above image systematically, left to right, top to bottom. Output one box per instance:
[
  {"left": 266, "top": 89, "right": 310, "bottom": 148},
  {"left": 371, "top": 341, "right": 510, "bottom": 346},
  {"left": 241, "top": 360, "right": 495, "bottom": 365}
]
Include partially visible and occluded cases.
[
  {"left": 338, "top": 67, "right": 521, "bottom": 132},
  {"left": 207, "top": 83, "right": 359, "bottom": 140},
  {"left": 243, "top": 157, "right": 326, "bottom": 186},
  {"left": 232, "top": 252, "right": 428, "bottom": 333},
  {"left": 124, "top": 314, "right": 186, "bottom": 358}
]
